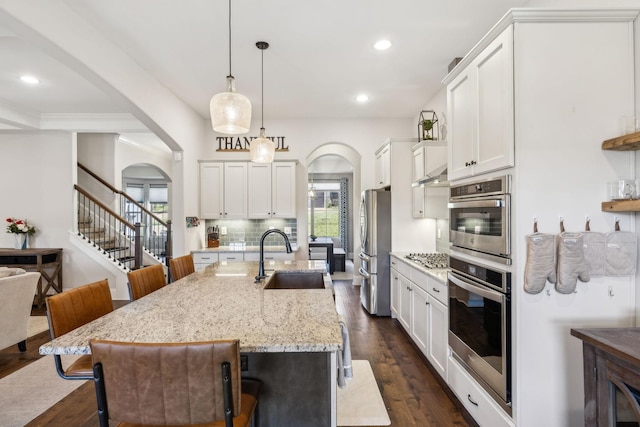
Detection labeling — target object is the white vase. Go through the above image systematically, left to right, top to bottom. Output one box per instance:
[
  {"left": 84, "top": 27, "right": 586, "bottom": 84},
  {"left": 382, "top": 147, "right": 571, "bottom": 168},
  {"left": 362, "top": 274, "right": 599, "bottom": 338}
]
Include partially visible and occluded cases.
[{"left": 14, "top": 234, "right": 27, "bottom": 250}]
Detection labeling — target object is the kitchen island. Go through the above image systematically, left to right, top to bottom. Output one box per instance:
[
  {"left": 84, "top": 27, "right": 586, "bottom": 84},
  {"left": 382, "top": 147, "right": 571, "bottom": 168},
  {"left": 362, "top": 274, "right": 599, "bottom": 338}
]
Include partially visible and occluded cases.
[{"left": 40, "top": 260, "right": 343, "bottom": 427}]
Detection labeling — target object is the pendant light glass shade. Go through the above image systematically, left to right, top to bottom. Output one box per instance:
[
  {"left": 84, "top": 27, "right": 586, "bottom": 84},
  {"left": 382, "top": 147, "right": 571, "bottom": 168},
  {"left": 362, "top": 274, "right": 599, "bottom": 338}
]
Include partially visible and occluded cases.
[
  {"left": 209, "top": 0, "right": 251, "bottom": 134},
  {"left": 210, "top": 76, "right": 251, "bottom": 134},
  {"left": 250, "top": 127, "right": 276, "bottom": 163}
]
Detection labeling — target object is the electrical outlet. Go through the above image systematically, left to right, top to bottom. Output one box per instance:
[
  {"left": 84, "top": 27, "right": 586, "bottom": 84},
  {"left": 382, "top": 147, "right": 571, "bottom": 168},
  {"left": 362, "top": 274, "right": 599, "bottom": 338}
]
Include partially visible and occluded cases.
[
  {"left": 221, "top": 227, "right": 227, "bottom": 235},
  {"left": 284, "top": 227, "right": 292, "bottom": 234},
  {"left": 437, "top": 228, "right": 441, "bottom": 239},
  {"left": 240, "top": 355, "right": 248, "bottom": 371}
]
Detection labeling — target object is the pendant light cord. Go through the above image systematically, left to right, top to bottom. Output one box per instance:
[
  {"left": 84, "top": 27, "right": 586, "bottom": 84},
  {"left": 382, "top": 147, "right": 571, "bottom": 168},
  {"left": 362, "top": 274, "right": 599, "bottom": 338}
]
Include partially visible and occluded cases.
[
  {"left": 228, "top": 0, "right": 232, "bottom": 77},
  {"left": 261, "top": 47, "right": 264, "bottom": 128}
]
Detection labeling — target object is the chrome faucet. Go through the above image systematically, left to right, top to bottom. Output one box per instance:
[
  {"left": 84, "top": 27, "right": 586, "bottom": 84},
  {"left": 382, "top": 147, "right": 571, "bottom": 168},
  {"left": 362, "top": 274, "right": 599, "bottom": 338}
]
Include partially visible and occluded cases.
[{"left": 255, "top": 229, "right": 292, "bottom": 282}]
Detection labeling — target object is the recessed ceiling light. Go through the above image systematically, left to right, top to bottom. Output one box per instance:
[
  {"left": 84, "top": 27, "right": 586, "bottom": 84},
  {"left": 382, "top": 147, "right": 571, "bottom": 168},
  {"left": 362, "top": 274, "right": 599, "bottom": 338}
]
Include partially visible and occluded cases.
[
  {"left": 374, "top": 40, "right": 391, "bottom": 50},
  {"left": 20, "top": 75, "right": 39, "bottom": 85},
  {"left": 356, "top": 94, "right": 369, "bottom": 103}
]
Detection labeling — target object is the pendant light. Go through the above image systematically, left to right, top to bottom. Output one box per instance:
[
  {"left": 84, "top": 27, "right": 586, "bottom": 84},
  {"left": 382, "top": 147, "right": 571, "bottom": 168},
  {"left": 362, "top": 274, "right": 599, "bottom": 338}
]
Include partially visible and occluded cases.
[
  {"left": 209, "top": 0, "right": 251, "bottom": 134},
  {"left": 250, "top": 41, "right": 276, "bottom": 163}
]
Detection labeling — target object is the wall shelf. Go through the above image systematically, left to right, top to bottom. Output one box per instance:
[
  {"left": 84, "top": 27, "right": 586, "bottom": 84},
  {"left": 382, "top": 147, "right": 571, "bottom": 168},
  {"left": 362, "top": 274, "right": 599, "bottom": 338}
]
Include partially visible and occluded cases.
[
  {"left": 602, "top": 131, "right": 640, "bottom": 151},
  {"left": 601, "top": 132, "right": 640, "bottom": 211},
  {"left": 602, "top": 199, "right": 640, "bottom": 212}
]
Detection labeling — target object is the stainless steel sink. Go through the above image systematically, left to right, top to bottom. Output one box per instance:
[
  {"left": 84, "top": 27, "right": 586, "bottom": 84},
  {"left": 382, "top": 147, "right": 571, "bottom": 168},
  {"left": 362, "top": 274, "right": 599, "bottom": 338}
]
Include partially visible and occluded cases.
[{"left": 263, "top": 272, "right": 325, "bottom": 289}]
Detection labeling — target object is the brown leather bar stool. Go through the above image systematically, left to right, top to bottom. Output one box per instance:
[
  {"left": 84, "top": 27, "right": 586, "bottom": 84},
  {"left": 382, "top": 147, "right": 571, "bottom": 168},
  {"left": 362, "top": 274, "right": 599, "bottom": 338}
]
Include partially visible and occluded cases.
[
  {"left": 169, "top": 254, "right": 195, "bottom": 282},
  {"left": 126, "top": 264, "right": 166, "bottom": 301},
  {"left": 45, "top": 278, "right": 113, "bottom": 380},
  {"left": 90, "top": 339, "right": 261, "bottom": 427}
]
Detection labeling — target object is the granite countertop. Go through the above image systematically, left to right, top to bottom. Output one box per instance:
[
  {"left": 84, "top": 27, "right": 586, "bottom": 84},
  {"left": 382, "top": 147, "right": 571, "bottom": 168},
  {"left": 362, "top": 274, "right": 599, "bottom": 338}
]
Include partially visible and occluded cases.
[
  {"left": 193, "top": 244, "right": 300, "bottom": 253},
  {"left": 389, "top": 251, "right": 449, "bottom": 283},
  {"left": 39, "top": 260, "right": 342, "bottom": 355}
]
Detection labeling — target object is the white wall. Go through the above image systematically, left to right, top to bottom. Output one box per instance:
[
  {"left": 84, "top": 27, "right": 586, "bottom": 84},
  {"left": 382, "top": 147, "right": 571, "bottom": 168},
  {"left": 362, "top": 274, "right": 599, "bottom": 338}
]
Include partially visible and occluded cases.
[{"left": 0, "top": 131, "right": 125, "bottom": 297}]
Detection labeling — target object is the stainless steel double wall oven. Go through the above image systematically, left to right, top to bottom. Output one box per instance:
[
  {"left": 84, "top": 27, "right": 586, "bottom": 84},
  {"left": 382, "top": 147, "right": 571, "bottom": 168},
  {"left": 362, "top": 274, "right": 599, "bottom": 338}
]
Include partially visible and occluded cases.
[{"left": 448, "top": 175, "right": 512, "bottom": 414}]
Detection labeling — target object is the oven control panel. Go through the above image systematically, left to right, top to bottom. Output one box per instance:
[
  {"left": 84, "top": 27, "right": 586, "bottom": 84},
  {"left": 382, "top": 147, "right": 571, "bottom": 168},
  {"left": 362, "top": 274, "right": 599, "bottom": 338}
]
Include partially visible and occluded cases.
[{"left": 450, "top": 175, "right": 511, "bottom": 199}]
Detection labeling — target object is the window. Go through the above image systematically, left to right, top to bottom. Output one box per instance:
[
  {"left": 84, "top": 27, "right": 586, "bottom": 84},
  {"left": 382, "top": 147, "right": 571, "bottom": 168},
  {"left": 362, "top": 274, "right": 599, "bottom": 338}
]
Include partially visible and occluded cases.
[{"left": 308, "top": 181, "right": 341, "bottom": 238}]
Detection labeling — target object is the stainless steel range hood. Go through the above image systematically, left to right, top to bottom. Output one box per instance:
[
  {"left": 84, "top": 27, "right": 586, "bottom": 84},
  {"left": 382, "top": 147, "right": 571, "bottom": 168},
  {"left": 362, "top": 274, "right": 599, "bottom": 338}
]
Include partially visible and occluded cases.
[{"left": 413, "top": 163, "right": 448, "bottom": 187}]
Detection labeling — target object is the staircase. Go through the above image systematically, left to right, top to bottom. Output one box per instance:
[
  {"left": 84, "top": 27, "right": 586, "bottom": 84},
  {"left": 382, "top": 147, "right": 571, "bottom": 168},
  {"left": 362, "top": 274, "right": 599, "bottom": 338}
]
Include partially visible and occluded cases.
[{"left": 75, "top": 163, "right": 172, "bottom": 274}]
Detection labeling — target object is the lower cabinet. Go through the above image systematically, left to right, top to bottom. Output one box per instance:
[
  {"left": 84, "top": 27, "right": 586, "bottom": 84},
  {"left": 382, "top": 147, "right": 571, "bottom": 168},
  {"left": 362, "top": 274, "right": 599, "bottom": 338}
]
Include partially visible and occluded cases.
[
  {"left": 244, "top": 251, "right": 296, "bottom": 262},
  {"left": 192, "top": 252, "right": 219, "bottom": 271},
  {"left": 389, "top": 254, "right": 448, "bottom": 381},
  {"left": 448, "top": 356, "right": 514, "bottom": 427}
]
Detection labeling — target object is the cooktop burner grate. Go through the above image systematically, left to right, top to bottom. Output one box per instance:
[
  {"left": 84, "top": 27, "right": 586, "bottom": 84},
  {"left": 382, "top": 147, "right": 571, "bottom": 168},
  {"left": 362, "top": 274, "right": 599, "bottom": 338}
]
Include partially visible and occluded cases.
[{"left": 405, "top": 253, "right": 449, "bottom": 269}]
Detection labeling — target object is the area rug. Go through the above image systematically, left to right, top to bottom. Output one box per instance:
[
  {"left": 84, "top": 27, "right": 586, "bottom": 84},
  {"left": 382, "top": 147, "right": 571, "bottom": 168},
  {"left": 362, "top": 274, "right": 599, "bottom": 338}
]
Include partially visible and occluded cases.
[
  {"left": 27, "top": 316, "right": 49, "bottom": 338},
  {"left": 0, "top": 355, "right": 86, "bottom": 427},
  {"left": 337, "top": 359, "right": 391, "bottom": 426}
]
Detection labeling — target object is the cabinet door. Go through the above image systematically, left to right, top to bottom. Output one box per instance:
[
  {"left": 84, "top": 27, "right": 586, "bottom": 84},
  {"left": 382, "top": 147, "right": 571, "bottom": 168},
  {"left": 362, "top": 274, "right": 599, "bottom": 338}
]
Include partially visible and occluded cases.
[
  {"left": 473, "top": 25, "right": 514, "bottom": 176},
  {"left": 447, "top": 69, "right": 476, "bottom": 181},
  {"left": 375, "top": 144, "right": 390, "bottom": 188},
  {"left": 412, "top": 145, "right": 425, "bottom": 182},
  {"left": 375, "top": 151, "right": 384, "bottom": 188},
  {"left": 200, "top": 162, "right": 224, "bottom": 219},
  {"left": 272, "top": 162, "right": 296, "bottom": 218},
  {"left": 223, "top": 163, "right": 248, "bottom": 218},
  {"left": 248, "top": 163, "right": 272, "bottom": 219},
  {"left": 412, "top": 186, "right": 425, "bottom": 218},
  {"left": 219, "top": 252, "right": 244, "bottom": 262},
  {"left": 390, "top": 267, "right": 400, "bottom": 318},
  {"left": 398, "top": 274, "right": 412, "bottom": 332},
  {"left": 411, "top": 283, "right": 429, "bottom": 357},
  {"left": 427, "top": 295, "right": 448, "bottom": 379}
]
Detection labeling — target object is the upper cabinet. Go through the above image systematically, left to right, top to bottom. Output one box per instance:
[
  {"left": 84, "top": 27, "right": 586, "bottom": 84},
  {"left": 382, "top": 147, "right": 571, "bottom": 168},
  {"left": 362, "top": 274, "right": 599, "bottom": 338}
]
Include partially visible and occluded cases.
[
  {"left": 445, "top": 25, "right": 514, "bottom": 181},
  {"left": 375, "top": 143, "right": 391, "bottom": 189},
  {"left": 201, "top": 161, "right": 296, "bottom": 220},
  {"left": 248, "top": 161, "right": 297, "bottom": 219},
  {"left": 199, "top": 162, "right": 247, "bottom": 219},
  {"left": 200, "top": 162, "right": 224, "bottom": 219}
]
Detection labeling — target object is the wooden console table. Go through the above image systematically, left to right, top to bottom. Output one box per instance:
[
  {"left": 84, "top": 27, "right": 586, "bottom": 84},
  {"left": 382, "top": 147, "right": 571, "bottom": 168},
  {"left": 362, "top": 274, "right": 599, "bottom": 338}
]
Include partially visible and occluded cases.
[
  {"left": 0, "top": 248, "right": 63, "bottom": 308},
  {"left": 571, "top": 327, "right": 640, "bottom": 426}
]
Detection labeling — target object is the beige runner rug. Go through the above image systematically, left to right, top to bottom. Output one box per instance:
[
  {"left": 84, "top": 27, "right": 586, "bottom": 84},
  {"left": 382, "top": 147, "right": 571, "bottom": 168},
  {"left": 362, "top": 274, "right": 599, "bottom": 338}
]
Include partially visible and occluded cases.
[
  {"left": 27, "top": 316, "right": 49, "bottom": 337},
  {"left": 0, "top": 355, "right": 86, "bottom": 427},
  {"left": 337, "top": 359, "right": 391, "bottom": 426}
]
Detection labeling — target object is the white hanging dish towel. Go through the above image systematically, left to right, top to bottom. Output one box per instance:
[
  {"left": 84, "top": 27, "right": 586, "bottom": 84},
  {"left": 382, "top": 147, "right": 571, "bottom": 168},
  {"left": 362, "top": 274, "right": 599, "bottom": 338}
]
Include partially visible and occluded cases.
[
  {"left": 605, "top": 221, "right": 637, "bottom": 276},
  {"left": 337, "top": 314, "right": 353, "bottom": 388}
]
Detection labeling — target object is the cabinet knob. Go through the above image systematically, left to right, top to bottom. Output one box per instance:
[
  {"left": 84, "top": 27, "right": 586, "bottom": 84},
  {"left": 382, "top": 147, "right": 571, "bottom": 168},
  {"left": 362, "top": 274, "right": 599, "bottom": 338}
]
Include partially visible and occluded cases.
[{"left": 426, "top": 301, "right": 430, "bottom": 305}]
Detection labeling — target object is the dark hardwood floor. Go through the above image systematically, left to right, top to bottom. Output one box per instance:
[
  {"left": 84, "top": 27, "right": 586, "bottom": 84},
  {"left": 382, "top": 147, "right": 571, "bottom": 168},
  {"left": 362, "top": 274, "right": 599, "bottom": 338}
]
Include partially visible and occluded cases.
[{"left": 1, "top": 279, "right": 475, "bottom": 427}]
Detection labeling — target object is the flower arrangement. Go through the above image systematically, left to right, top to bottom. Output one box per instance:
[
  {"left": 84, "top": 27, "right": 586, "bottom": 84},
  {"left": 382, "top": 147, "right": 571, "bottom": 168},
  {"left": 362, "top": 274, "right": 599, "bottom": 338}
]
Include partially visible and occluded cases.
[{"left": 6, "top": 217, "right": 36, "bottom": 235}]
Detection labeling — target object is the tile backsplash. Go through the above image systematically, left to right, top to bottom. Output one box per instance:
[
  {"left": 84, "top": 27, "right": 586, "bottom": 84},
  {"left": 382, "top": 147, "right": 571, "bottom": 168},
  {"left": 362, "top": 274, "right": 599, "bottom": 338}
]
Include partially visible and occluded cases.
[{"left": 204, "top": 218, "right": 297, "bottom": 247}]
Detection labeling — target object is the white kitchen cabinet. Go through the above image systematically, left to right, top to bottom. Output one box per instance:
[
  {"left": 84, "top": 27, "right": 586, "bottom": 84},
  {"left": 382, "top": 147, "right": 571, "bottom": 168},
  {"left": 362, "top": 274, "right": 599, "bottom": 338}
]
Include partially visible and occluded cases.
[
  {"left": 446, "top": 25, "right": 514, "bottom": 181},
  {"left": 374, "top": 143, "right": 391, "bottom": 188},
  {"left": 412, "top": 144, "right": 425, "bottom": 183},
  {"left": 199, "top": 162, "right": 248, "bottom": 219},
  {"left": 200, "top": 162, "right": 224, "bottom": 219},
  {"left": 248, "top": 162, "right": 296, "bottom": 219},
  {"left": 223, "top": 163, "right": 248, "bottom": 219},
  {"left": 413, "top": 186, "right": 448, "bottom": 219},
  {"left": 412, "top": 187, "right": 425, "bottom": 218},
  {"left": 244, "top": 251, "right": 295, "bottom": 262},
  {"left": 192, "top": 252, "right": 219, "bottom": 271},
  {"left": 218, "top": 252, "right": 244, "bottom": 262},
  {"left": 398, "top": 273, "right": 412, "bottom": 332},
  {"left": 411, "top": 283, "right": 429, "bottom": 355},
  {"left": 427, "top": 295, "right": 448, "bottom": 378},
  {"left": 448, "top": 356, "right": 514, "bottom": 427}
]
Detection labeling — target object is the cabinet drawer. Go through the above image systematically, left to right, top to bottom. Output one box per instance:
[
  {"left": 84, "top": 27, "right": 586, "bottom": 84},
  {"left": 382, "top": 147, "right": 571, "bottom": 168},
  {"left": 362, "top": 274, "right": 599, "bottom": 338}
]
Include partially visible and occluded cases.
[
  {"left": 192, "top": 252, "right": 218, "bottom": 264},
  {"left": 219, "top": 252, "right": 244, "bottom": 262},
  {"left": 390, "top": 256, "right": 411, "bottom": 278},
  {"left": 428, "top": 276, "right": 448, "bottom": 306},
  {"left": 447, "top": 357, "right": 513, "bottom": 427}
]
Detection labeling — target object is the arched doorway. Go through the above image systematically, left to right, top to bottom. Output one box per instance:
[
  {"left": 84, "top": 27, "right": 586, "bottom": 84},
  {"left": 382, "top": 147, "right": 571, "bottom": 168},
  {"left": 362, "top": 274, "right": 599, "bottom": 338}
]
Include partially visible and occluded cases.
[{"left": 306, "top": 143, "right": 362, "bottom": 283}]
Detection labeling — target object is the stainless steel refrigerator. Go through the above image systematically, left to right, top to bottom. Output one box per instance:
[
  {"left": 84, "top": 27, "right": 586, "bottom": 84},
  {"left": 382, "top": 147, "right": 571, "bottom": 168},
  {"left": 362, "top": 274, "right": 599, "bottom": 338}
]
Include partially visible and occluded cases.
[{"left": 358, "top": 189, "right": 391, "bottom": 316}]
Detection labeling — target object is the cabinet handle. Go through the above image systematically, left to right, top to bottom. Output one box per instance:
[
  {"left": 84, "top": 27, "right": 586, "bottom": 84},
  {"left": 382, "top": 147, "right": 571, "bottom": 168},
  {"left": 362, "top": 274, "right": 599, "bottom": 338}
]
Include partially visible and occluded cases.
[
  {"left": 391, "top": 261, "right": 396, "bottom": 265},
  {"left": 432, "top": 287, "right": 440, "bottom": 293},
  {"left": 426, "top": 301, "right": 430, "bottom": 305},
  {"left": 467, "top": 394, "right": 479, "bottom": 406}
]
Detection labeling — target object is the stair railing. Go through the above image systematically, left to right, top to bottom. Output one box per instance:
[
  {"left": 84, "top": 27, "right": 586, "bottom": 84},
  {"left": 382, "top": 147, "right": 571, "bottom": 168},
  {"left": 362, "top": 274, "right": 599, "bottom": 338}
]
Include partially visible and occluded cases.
[
  {"left": 77, "top": 163, "right": 172, "bottom": 267},
  {"left": 75, "top": 185, "right": 142, "bottom": 270}
]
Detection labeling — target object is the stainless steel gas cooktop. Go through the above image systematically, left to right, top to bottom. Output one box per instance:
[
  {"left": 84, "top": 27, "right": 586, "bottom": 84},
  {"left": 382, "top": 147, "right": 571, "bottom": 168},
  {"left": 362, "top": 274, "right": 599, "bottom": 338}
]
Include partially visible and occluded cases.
[{"left": 405, "top": 253, "right": 449, "bottom": 269}]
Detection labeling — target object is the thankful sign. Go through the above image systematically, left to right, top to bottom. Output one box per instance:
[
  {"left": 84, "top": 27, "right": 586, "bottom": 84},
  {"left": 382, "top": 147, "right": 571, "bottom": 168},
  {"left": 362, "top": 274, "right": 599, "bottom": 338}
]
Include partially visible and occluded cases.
[{"left": 216, "top": 136, "right": 289, "bottom": 152}]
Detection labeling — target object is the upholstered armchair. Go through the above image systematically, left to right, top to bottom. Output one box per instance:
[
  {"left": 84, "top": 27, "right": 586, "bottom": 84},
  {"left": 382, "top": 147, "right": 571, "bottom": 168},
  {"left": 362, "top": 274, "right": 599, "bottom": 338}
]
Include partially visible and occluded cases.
[{"left": 0, "top": 269, "right": 40, "bottom": 351}]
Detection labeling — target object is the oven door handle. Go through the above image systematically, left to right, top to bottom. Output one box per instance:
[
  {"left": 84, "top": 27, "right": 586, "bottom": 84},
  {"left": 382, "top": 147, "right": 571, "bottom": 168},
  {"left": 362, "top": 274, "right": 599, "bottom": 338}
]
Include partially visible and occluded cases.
[
  {"left": 448, "top": 199, "right": 504, "bottom": 209},
  {"left": 448, "top": 272, "right": 503, "bottom": 303}
]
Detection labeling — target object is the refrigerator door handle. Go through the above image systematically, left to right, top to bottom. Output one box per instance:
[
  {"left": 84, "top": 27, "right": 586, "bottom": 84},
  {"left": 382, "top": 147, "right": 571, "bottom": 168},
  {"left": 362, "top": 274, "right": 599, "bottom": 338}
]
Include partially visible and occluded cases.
[
  {"left": 359, "top": 252, "right": 371, "bottom": 262},
  {"left": 358, "top": 267, "right": 371, "bottom": 279}
]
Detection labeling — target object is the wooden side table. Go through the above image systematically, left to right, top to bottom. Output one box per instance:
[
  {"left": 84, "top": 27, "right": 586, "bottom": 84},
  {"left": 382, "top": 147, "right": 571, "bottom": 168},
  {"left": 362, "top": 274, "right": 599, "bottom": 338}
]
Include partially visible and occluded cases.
[
  {"left": 0, "top": 248, "right": 63, "bottom": 308},
  {"left": 571, "top": 327, "right": 640, "bottom": 426}
]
